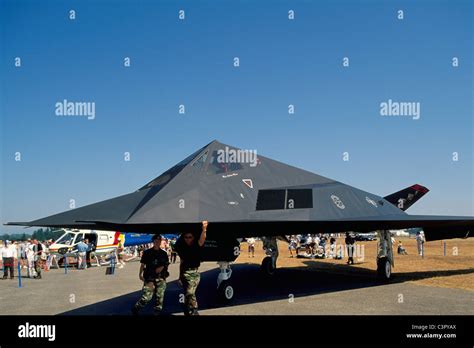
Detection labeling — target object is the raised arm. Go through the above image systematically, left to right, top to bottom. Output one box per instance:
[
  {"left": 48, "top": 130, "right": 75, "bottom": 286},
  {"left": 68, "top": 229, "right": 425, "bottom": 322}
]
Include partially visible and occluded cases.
[{"left": 198, "top": 221, "right": 208, "bottom": 247}]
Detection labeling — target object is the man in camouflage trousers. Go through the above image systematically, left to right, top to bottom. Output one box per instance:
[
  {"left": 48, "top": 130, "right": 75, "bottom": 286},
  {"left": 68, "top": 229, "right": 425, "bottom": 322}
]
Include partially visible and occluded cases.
[
  {"left": 176, "top": 221, "right": 208, "bottom": 316},
  {"left": 132, "top": 234, "right": 169, "bottom": 315}
]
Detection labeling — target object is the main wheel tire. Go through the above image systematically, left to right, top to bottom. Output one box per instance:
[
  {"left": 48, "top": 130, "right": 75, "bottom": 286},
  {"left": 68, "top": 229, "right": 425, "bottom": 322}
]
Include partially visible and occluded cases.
[
  {"left": 260, "top": 256, "right": 275, "bottom": 277},
  {"left": 377, "top": 257, "right": 392, "bottom": 280},
  {"left": 217, "top": 280, "right": 234, "bottom": 303}
]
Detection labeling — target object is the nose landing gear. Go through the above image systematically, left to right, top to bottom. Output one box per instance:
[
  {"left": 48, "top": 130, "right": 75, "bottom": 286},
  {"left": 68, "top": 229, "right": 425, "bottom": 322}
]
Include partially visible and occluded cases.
[{"left": 216, "top": 261, "right": 234, "bottom": 302}]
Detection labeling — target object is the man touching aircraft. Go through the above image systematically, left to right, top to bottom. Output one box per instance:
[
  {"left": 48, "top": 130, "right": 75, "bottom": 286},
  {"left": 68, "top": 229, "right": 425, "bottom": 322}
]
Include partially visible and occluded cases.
[{"left": 175, "top": 221, "right": 208, "bottom": 316}]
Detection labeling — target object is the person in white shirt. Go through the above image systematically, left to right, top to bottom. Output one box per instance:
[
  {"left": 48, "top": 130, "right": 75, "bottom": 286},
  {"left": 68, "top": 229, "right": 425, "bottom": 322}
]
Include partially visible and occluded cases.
[
  {"left": 416, "top": 231, "right": 425, "bottom": 256},
  {"left": 306, "top": 235, "right": 313, "bottom": 255},
  {"left": 314, "top": 235, "right": 320, "bottom": 250},
  {"left": 329, "top": 235, "right": 336, "bottom": 258},
  {"left": 288, "top": 236, "right": 297, "bottom": 258},
  {"left": 247, "top": 238, "right": 256, "bottom": 257},
  {"left": 116, "top": 239, "right": 126, "bottom": 269},
  {"left": 1, "top": 240, "right": 18, "bottom": 279},
  {"left": 17, "top": 241, "right": 25, "bottom": 269},
  {"left": 25, "top": 241, "right": 36, "bottom": 278}
]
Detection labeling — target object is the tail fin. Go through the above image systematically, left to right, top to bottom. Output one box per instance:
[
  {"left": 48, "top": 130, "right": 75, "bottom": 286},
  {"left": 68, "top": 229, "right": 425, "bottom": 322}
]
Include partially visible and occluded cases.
[{"left": 384, "top": 184, "right": 429, "bottom": 211}]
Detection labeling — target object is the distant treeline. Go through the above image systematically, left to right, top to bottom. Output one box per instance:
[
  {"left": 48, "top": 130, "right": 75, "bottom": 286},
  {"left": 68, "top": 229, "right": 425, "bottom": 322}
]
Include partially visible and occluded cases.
[{"left": 0, "top": 228, "right": 64, "bottom": 242}]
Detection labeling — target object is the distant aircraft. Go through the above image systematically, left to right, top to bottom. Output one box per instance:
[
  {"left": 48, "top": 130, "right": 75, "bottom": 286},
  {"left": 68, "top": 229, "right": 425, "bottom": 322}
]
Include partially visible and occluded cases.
[
  {"left": 7, "top": 140, "right": 474, "bottom": 301},
  {"left": 48, "top": 229, "right": 178, "bottom": 264},
  {"left": 48, "top": 229, "right": 154, "bottom": 260},
  {"left": 389, "top": 229, "right": 410, "bottom": 237}
]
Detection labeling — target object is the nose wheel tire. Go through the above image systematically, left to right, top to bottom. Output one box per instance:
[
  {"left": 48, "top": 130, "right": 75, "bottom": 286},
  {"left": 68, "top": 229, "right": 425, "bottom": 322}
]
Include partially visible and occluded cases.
[
  {"left": 377, "top": 257, "right": 392, "bottom": 281},
  {"left": 217, "top": 280, "right": 234, "bottom": 303}
]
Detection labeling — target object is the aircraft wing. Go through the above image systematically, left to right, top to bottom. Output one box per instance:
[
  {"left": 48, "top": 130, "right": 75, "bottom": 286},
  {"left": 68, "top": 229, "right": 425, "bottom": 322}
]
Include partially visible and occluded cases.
[{"left": 7, "top": 215, "right": 473, "bottom": 242}]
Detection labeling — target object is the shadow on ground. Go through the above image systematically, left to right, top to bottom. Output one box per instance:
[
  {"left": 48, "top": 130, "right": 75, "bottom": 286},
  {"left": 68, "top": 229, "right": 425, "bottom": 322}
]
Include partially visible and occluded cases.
[{"left": 59, "top": 261, "right": 474, "bottom": 315}]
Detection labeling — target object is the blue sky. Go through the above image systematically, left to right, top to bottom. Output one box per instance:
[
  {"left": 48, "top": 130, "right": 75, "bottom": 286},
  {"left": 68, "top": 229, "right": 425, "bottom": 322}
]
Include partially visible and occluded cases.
[{"left": 1, "top": 0, "right": 472, "bottom": 234}]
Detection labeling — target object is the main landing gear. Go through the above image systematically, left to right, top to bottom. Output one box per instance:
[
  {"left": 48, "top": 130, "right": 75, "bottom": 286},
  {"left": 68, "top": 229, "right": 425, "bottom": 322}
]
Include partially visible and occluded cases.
[
  {"left": 376, "top": 230, "right": 394, "bottom": 281},
  {"left": 261, "top": 236, "right": 279, "bottom": 277},
  {"left": 214, "top": 237, "right": 280, "bottom": 302}
]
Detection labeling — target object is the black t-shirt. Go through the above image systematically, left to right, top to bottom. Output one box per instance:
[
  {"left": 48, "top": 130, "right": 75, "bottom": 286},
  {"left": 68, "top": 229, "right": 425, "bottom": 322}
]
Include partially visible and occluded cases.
[
  {"left": 345, "top": 235, "right": 355, "bottom": 245},
  {"left": 175, "top": 237, "right": 202, "bottom": 270},
  {"left": 34, "top": 243, "right": 43, "bottom": 256},
  {"left": 141, "top": 248, "right": 169, "bottom": 280}
]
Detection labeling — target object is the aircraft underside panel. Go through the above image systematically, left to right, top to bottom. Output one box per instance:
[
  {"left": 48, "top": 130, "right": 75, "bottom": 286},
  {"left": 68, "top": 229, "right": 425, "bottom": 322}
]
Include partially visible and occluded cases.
[{"left": 200, "top": 238, "right": 240, "bottom": 262}]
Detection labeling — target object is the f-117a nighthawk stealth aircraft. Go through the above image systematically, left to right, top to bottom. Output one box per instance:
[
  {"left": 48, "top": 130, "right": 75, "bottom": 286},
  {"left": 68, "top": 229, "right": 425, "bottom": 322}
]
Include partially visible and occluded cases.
[{"left": 7, "top": 140, "right": 474, "bottom": 301}]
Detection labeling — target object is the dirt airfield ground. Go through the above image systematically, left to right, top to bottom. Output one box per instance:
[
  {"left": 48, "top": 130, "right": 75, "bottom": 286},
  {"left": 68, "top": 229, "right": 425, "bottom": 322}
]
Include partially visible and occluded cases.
[
  {"left": 0, "top": 236, "right": 472, "bottom": 315},
  {"left": 236, "top": 237, "right": 474, "bottom": 291}
]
